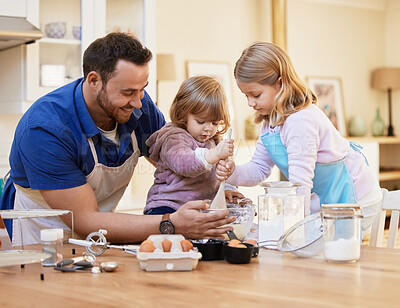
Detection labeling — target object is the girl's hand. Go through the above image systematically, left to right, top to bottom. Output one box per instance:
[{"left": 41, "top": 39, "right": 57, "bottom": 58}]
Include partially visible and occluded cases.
[
  {"left": 205, "top": 139, "right": 234, "bottom": 165},
  {"left": 215, "top": 158, "right": 235, "bottom": 181},
  {"left": 225, "top": 190, "right": 244, "bottom": 203}
]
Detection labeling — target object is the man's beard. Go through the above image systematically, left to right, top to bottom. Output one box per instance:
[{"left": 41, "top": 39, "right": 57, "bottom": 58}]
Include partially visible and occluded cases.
[{"left": 96, "top": 88, "right": 118, "bottom": 120}]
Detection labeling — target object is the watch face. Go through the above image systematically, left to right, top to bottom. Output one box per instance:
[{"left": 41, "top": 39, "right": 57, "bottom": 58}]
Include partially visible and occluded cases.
[{"left": 160, "top": 221, "right": 174, "bottom": 234}]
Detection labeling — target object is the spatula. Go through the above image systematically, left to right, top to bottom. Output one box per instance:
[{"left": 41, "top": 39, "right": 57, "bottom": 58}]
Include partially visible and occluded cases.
[{"left": 209, "top": 128, "right": 232, "bottom": 210}]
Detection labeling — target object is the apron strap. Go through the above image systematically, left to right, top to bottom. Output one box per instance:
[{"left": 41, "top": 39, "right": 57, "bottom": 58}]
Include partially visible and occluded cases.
[
  {"left": 87, "top": 138, "right": 99, "bottom": 164},
  {"left": 349, "top": 141, "right": 369, "bottom": 166}
]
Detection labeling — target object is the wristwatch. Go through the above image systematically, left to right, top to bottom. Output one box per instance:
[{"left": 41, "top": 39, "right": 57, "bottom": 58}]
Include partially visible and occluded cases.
[{"left": 159, "top": 213, "right": 175, "bottom": 234}]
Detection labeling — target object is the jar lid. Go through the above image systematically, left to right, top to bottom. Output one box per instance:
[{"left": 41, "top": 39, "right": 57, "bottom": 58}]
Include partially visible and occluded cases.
[
  {"left": 260, "top": 181, "right": 301, "bottom": 188},
  {"left": 261, "top": 181, "right": 301, "bottom": 196},
  {"left": 321, "top": 203, "right": 361, "bottom": 210},
  {"left": 321, "top": 204, "right": 362, "bottom": 219},
  {"left": 52, "top": 228, "right": 64, "bottom": 240},
  {"left": 40, "top": 229, "right": 58, "bottom": 241}
]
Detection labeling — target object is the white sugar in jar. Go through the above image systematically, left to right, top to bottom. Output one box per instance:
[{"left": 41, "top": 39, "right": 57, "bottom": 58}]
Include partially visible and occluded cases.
[
  {"left": 321, "top": 204, "right": 362, "bottom": 263},
  {"left": 324, "top": 237, "right": 360, "bottom": 261}
]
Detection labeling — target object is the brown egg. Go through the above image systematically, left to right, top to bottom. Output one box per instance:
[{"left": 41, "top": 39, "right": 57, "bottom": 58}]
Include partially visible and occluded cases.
[
  {"left": 162, "top": 239, "right": 172, "bottom": 252},
  {"left": 180, "top": 239, "right": 193, "bottom": 252},
  {"left": 228, "top": 239, "right": 241, "bottom": 247},
  {"left": 244, "top": 239, "right": 258, "bottom": 247},
  {"left": 139, "top": 240, "right": 156, "bottom": 252},
  {"left": 235, "top": 244, "right": 247, "bottom": 248}
]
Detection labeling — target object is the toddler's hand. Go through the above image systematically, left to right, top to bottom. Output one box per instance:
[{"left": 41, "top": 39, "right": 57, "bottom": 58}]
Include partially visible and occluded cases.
[
  {"left": 205, "top": 139, "right": 234, "bottom": 165},
  {"left": 215, "top": 139, "right": 234, "bottom": 160},
  {"left": 215, "top": 158, "right": 235, "bottom": 181}
]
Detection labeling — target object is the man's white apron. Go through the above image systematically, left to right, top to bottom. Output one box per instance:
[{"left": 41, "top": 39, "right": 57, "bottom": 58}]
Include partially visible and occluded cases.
[{"left": 12, "top": 131, "right": 140, "bottom": 245}]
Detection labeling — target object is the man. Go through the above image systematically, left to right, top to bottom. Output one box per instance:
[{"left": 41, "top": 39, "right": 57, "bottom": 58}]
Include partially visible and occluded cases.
[{"left": 0, "top": 32, "right": 234, "bottom": 245}]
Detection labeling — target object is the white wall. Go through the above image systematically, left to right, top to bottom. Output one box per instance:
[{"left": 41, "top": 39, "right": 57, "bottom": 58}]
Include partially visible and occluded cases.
[
  {"left": 123, "top": 0, "right": 274, "bottom": 209},
  {"left": 155, "top": 0, "right": 272, "bottom": 140},
  {"left": 156, "top": 0, "right": 400, "bottom": 138},
  {"left": 287, "top": 0, "right": 387, "bottom": 136},
  {"left": 385, "top": 0, "right": 400, "bottom": 135}
]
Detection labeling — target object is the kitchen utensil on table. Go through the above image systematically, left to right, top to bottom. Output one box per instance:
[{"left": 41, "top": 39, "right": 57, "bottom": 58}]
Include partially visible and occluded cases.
[
  {"left": 209, "top": 128, "right": 232, "bottom": 210},
  {"left": 258, "top": 181, "right": 304, "bottom": 243},
  {"left": 202, "top": 201, "right": 256, "bottom": 240},
  {"left": 259, "top": 213, "right": 323, "bottom": 258},
  {"left": 69, "top": 229, "right": 139, "bottom": 256},
  {"left": 226, "top": 230, "right": 239, "bottom": 240},
  {"left": 226, "top": 230, "right": 259, "bottom": 258},
  {"left": 190, "top": 238, "right": 225, "bottom": 261},
  {"left": 223, "top": 242, "right": 254, "bottom": 264},
  {"left": 54, "top": 252, "right": 96, "bottom": 272},
  {"left": 56, "top": 252, "right": 96, "bottom": 267},
  {"left": 100, "top": 261, "right": 119, "bottom": 272},
  {"left": 54, "top": 263, "right": 93, "bottom": 272}
]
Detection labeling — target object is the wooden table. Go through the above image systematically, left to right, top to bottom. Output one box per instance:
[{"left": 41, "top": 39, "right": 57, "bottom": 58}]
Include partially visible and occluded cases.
[{"left": 0, "top": 245, "right": 399, "bottom": 307}]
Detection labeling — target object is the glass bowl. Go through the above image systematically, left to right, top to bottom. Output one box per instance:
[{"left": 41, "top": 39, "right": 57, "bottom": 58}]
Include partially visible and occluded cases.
[{"left": 202, "top": 201, "right": 256, "bottom": 240}]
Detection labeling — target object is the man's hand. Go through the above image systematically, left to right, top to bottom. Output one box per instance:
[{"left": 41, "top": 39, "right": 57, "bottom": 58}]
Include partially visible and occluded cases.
[
  {"left": 215, "top": 158, "right": 235, "bottom": 181},
  {"left": 170, "top": 200, "right": 236, "bottom": 239}
]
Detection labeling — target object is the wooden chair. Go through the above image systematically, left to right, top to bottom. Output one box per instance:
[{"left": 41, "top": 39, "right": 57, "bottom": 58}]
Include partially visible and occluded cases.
[{"left": 369, "top": 189, "right": 400, "bottom": 248}]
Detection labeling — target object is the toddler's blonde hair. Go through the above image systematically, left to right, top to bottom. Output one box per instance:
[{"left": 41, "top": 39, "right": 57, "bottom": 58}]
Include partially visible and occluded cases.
[
  {"left": 234, "top": 42, "right": 317, "bottom": 127},
  {"left": 170, "top": 76, "right": 231, "bottom": 137}
]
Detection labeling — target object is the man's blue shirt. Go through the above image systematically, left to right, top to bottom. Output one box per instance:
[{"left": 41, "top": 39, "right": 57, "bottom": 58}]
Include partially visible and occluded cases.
[{"left": 0, "top": 78, "right": 165, "bottom": 234}]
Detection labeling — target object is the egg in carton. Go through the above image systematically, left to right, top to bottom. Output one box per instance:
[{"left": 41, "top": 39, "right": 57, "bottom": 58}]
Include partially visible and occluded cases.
[{"left": 137, "top": 234, "right": 202, "bottom": 272}]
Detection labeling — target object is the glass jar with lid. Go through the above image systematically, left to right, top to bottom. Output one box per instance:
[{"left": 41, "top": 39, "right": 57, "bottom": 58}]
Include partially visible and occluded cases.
[
  {"left": 258, "top": 181, "right": 304, "bottom": 242},
  {"left": 321, "top": 204, "right": 363, "bottom": 263}
]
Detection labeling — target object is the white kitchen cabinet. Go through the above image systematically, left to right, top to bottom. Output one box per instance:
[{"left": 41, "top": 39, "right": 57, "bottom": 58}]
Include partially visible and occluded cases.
[
  {"left": 0, "top": 0, "right": 156, "bottom": 113},
  {"left": 0, "top": 0, "right": 27, "bottom": 17}
]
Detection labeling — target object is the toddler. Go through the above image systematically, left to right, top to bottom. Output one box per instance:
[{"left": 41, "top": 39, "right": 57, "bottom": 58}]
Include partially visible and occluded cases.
[{"left": 145, "top": 76, "right": 236, "bottom": 215}]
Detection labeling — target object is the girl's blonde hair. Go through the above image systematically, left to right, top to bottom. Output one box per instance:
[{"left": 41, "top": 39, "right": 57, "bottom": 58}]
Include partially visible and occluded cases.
[
  {"left": 234, "top": 42, "right": 317, "bottom": 127},
  {"left": 170, "top": 76, "right": 231, "bottom": 136}
]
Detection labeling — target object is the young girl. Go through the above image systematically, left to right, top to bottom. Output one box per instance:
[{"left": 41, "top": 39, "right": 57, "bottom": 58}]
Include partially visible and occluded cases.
[
  {"left": 217, "top": 42, "right": 382, "bottom": 235},
  {"left": 144, "top": 76, "right": 237, "bottom": 215}
]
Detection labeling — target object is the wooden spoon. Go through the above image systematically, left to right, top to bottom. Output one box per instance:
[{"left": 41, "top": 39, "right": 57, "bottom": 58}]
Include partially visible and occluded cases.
[{"left": 209, "top": 128, "right": 232, "bottom": 210}]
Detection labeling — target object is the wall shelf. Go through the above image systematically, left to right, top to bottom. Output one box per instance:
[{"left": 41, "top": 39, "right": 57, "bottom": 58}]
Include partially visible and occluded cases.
[
  {"left": 40, "top": 38, "right": 81, "bottom": 45},
  {"left": 348, "top": 136, "right": 400, "bottom": 190},
  {"left": 379, "top": 171, "right": 400, "bottom": 182}
]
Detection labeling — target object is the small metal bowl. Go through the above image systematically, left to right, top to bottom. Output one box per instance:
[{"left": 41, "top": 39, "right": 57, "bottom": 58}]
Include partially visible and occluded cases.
[{"left": 100, "top": 261, "right": 118, "bottom": 272}]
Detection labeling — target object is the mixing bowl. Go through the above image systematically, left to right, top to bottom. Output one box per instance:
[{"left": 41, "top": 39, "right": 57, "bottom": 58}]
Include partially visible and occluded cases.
[{"left": 202, "top": 202, "right": 256, "bottom": 240}]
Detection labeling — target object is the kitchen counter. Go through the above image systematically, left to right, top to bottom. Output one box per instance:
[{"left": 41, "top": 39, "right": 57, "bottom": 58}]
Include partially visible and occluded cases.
[{"left": 0, "top": 244, "right": 399, "bottom": 307}]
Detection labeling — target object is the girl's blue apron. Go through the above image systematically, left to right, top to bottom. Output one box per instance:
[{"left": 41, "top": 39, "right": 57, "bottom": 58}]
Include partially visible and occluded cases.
[
  {"left": 261, "top": 131, "right": 360, "bottom": 207},
  {"left": 261, "top": 131, "right": 365, "bottom": 241}
]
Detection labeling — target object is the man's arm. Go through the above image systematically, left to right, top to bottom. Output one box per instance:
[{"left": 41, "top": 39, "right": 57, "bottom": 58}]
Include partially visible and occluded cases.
[{"left": 40, "top": 184, "right": 235, "bottom": 243}]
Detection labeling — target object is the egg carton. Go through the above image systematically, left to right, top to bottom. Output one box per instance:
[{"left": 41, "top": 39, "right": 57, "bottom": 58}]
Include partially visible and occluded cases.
[{"left": 137, "top": 234, "right": 202, "bottom": 272}]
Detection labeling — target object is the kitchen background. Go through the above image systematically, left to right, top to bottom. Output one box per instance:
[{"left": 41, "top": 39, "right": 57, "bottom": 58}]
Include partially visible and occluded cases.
[{"left": 1, "top": 0, "right": 400, "bottom": 213}]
